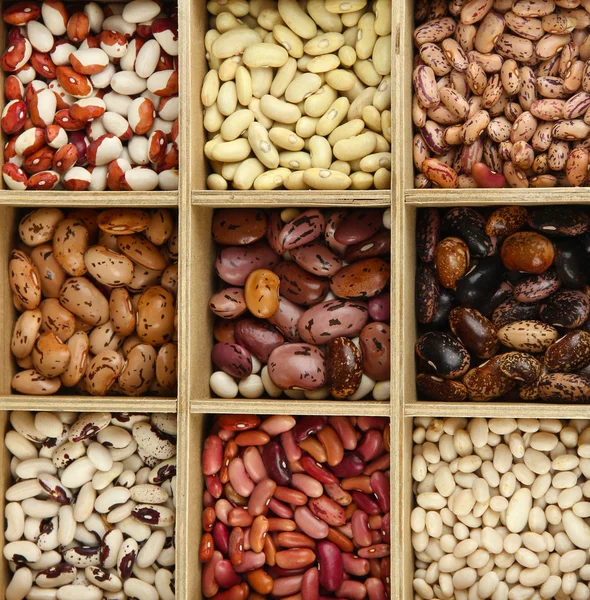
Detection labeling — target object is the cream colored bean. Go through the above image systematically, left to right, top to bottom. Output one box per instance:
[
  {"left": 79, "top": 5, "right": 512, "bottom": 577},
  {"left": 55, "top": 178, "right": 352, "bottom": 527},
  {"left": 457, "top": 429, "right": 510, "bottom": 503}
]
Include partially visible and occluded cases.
[
  {"left": 285, "top": 73, "right": 322, "bottom": 103},
  {"left": 260, "top": 94, "right": 301, "bottom": 123},
  {"left": 220, "top": 109, "right": 255, "bottom": 141},
  {"left": 302, "top": 167, "right": 351, "bottom": 189}
]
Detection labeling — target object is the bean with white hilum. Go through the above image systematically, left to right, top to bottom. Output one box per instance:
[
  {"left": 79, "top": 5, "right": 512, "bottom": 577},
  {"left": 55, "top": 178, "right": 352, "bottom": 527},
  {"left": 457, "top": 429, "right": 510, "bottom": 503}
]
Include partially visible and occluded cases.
[
  {"left": 3, "top": 411, "right": 176, "bottom": 600},
  {"left": 412, "top": 417, "right": 590, "bottom": 600}
]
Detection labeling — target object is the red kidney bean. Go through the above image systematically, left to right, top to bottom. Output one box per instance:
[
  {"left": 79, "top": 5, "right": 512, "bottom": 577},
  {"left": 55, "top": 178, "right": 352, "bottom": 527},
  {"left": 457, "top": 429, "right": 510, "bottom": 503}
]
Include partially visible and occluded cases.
[
  {"left": 220, "top": 415, "right": 260, "bottom": 431},
  {"left": 259, "top": 415, "right": 296, "bottom": 436},
  {"left": 293, "top": 416, "right": 327, "bottom": 442},
  {"left": 329, "top": 417, "right": 358, "bottom": 450},
  {"left": 357, "top": 417, "right": 387, "bottom": 431},
  {"left": 317, "top": 426, "right": 345, "bottom": 467},
  {"left": 235, "top": 430, "right": 270, "bottom": 446},
  {"left": 281, "top": 430, "right": 302, "bottom": 462},
  {"left": 357, "top": 430, "right": 384, "bottom": 462},
  {"left": 203, "top": 435, "right": 224, "bottom": 475},
  {"left": 298, "top": 437, "right": 328, "bottom": 463},
  {"left": 221, "top": 440, "right": 238, "bottom": 484},
  {"left": 262, "top": 440, "right": 292, "bottom": 485},
  {"left": 243, "top": 446, "right": 268, "bottom": 483},
  {"left": 329, "top": 452, "right": 365, "bottom": 478},
  {"left": 364, "top": 454, "right": 390, "bottom": 476},
  {"left": 300, "top": 455, "right": 338, "bottom": 484},
  {"left": 228, "top": 457, "right": 255, "bottom": 497},
  {"left": 370, "top": 472, "right": 390, "bottom": 513},
  {"left": 291, "top": 473, "right": 323, "bottom": 498},
  {"left": 206, "top": 474, "right": 223, "bottom": 499},
  {"left": 341, "top": 476, "right": 372, "bottom": 493},
  {"left": 248, "top": 478, "right": 277, "bottom": 516},
  {"left": 323, "top": 482, "right": 352, "bottom": 506},
  {"left": 275, "top": 485, "right": 308, "bottom": 506},
  {"left": 204, "top": 491, "right": 215, "bottom": 507},
  {"left": 352, "top": 492, "right": 381, "bottom": 515},
  {"left": 308, "top": 495, "right": 346, "bottom": 527},
  {"left": 268, "top": 497, "right": 293, "bottom": 518},
  {"left": 215, "top": 499, "right": 232, "bottom": 525},
  {"left": 203, "top": 506, "right": 216, "bottom": 532},
  {"left": 294, "top": 506, "right": 329, "bottom": 539},
  {"left": 228, "top": 508, "right": 253, "bottom": 528},
  {"left": 351, "top": 511, "right": 372, "bottom": 547},
  {"left": 380, "top": 513, "right": 390, "bottom": 542},
  {"left": 250, "top": 515, "right": 269, "bottom": 553},
  {"left": 213, "top": 521, "right": 230, "bottom": 556},
  {"left": 229, "top": 527, "right": 244, "bottom": 566},
  {"left": 327, "top": 527, "right": 355, "bottom": 553},
  {"left": 200, "top": 532, "right": 215, "bottom": 563},
  {"left": 277, "top": 532, "right": 316, "bottom": 549},
  {"left": 264, "top": 534, "right": 277, "bottom": 566},
  {"left": 317, "top": 540, "right": 344, "bottom": 592},
  {"left": 357, "top": 544, "right": 390, "bottom": 559},
  {"left": 276, "top": 548, "right": 316, "bottom": 569},
  {"left": 203, "top": 550, "right": 222, "bottom": 598},
  {"left": 233, "top": 550, "right": 265, "bottom": 573},
  {"left": 342, "top": 553, "right": 370, "bottom": 577},
  {"left": 215, "top": 559, "right": 242, "bottom": 588},
  {"left": 273, "top": 566, "right": 309, "bottom": 577},
  {"left": 301, "top": 567, "right": 320, "bottom": 600},
  {"left": 272, "top": 575, "right": 304, "bottom": 597},
  {"left": 366, "top": 578, "right": 387, "bottom": 600},
  {"left": 336, "top": 580, "right": 367, "bottom": 600},
  {"left": 211, "top": 583, "right": 248, "bottom": 600}
]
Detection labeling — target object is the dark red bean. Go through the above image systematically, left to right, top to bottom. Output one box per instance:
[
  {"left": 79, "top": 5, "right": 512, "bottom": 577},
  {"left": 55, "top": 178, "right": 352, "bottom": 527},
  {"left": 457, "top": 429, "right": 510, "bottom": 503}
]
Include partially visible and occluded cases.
[
  {"left": 292, "top": 416, "right": 328, "bottom": 442},
  {"left": 357, "top": 417, "right": 387, "bottom": 431},
  {"left": 357, "top": 430, "right": 384, "bottom": 462},
  {"left": 203, "top": 435, "right": 224, "bottom": 475},
  {"left": 262, "top": 440, "right": 292, "bottom": 485},
  {"left": 329, "top": 452, "right": 365, "bottom": 478},
  {"left": 300, "top": 455, "right": 338, "bottom": 484},
  {"left": 370, "top": 472, "right": 390, "bottom": 513},
  {"left": 206, "top": 475, "right": 223, "bottom": 499},
  {"left": 351, "top": 491, "right": 381, "bottom": 515},
  {"left": 268, "top": 497, "right": 293, "bottom": 519},
  {"left": 212, "top": 521, "right": 230, "bottom": 556},
  {"left": 317, "top": 540, "right": 344, "bottom": 592},
  {"left": 342, "top": 553, "right": 370, "bottom": 576},
  {"left": 214, "top": 559, "right": 242, "bottom": 588},
  {"left": 301, "top": 566, "right": 320, "bottom": 600}
]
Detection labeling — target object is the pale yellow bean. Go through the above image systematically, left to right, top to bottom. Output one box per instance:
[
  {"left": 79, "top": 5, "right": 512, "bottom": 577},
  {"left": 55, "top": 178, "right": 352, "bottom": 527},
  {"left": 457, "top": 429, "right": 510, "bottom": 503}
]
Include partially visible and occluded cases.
[
  {"left": 207, "top": 0, "right": 249, "bottom": 17},
  {"left": 277, "top": 0, "right": 318, "bottom": 39},
  {"left": 307, "top": 0, "right": 343, "bottom": 33},
  {"left": 325, "top": 0, "right": 367, "bottom": 14},
  {"left": 374, "top": 0, "right": 392, "bottom": 35},
  {"left": 257, "top": 8, "right": 283, "bottom": 31},
  {"left": 341, "top": 9, "right": 364, "bottom": 27},
  {"left": 216, "top": 12, "right": 245, "bottom": 33},
  {"left": 356, "top": 13, "right": 377, "bottom": 59},
  {"left": 273, "top": 24, "right": 304, "bottom": 58},
  {"left": 342, "top": 25, "right": 358, "bottom": 47},
  {"left": 212, "top": 28, "right": 262, "bottom": 58},
  {"left": 205, "top": 29, "right": 221, "bottom": 54},
  {"left": 304, "top": 32, "right": 346, "bottom": 56},
  {"left": 373, "top": 35, "right": 391, "bottom": 76},
  {"left": 243, "top": 43, "right": 289, "bottom": 68},
  {"left": 338, "top": 45, "right": 357, "bottom": 67},
  {"left": 297, "top": 54, "right": 313, "bottom": 72},
  {"left": 307, "top": 54, "right": 341, "bottom": 73},
  {"left": 219, "top": 56, "right": 242, "bottom": 81},
  {"left": 270, "top": 57, "right": 298, "bottom": 97},
  {"left": 354, "top": 59, "right": 382, "bottom": 86},
  {"left": 236, "top": 66, "right": 252, "bottom": 105},
  {"left": 251, "top": 66, "right": 274, "bottom": 98},
  {"left": 201, "top": 69, "right": 220, "bottom": 107},
  {"left": 325, "top": 69, "right": 356, "bottom": 91},
  {"left": 285, "top": 73, "right": 323, "bottom": 103},
  {"left": 342, "top": 77, "right": 367, "bottom": 103},
  {"left": 217, "top": 81, "right": 238, "bottom": 116},
  {"left": 304, "top": 84, "right": 339, "bottom": 117},
  {"left": 348, "top": 86, "right": 377, "bottom": 120},
  {"left": 260, "top": 94, "right": 301, "bottom": 123},
  {"left": 316, "top": 96, "right": 350, "bottom": 136},
  {"left": 248, "top": 98, "right": 274, "bottom": 129},
  {"left": 204, "top": 103, "right": 224, "bottom": 133},
  {"left": 362, "top": 105, "right": 382, "bottom": 132},
  {"left": 220, "top": 109, "right": 255, "bottom": 141},
  {"left": 381, "top": 110, "right": 391, "bottom": 142},
  {"left": 296, "top": 116, "right": 319, "bottom": 138},
  {"left": 327, "top": 118, "right": 365, "bottom": 145},
  {"left": 248, "top": 121, "right": 280, "bottom": 168},
  {"left": 269, "top": 127, "right": 305, "bottom": 150},
  {"left": 334, "top": 131, "right": 377, "bottom": 161},
  {"left": 204, "top": 135, "right": 223, "bottom": 159},
  {"left": 309, "top": 135, "right": 333, "bottom": 168},
  {"left": 211, "top": 138, "right": 251, "bottom": 162},
  {"left": 279, "top": 151, "right": 312, "bottom": 170},
  {"left": 360, "top": 152, "right": 391, "bottom": 172},
  {"left": 233, "top": 157, "right": 266, "bottom": 189},
  {"left": 330, "top": 160, "right": 351, "bottom": 174},
  {"left": 221, "top": 161, "right": 240, "bottom": 181},
  {"left": 254, "top": 167, "right": 292, "bottom": 189},
  {"left": 303, "top": 167, "right": 351, "bottom": 189},
  {"left": 374, "top": 167, "right": 390, "bottom": 188},
  {"left": 284, "top": 170, "right": 308, "bottom": 189},
  {"left": 350, "top": 171, "right": 373, "bottom": 189},
  {"left": 206, "top": 173, "right": 228, "bottom": 190}
]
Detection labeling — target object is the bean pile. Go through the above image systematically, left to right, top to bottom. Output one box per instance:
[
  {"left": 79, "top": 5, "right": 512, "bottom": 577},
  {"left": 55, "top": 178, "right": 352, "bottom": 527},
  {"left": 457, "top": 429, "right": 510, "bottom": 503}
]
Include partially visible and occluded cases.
[
  {"left": 1, "top": 0, "right": 178, "bottom": 192},
  {"left": 202, "top": 0, "right": 392, "bottom": 191},
  {"left": 412, "top": 0, "right": 590, "bottom": 189},
  {"left": 415, "top": 205, "right": 590, "bottom": 403},
  {"left": 9, "top": 207, "right": 178, "bottom": 397},
  {"left": 208, "top": 207, "right": 391, "bottom": 401},
  {"left": 3, "top": 411, "right": 176, "bottom": 600},
  {"left": 201, "top": 414, "right": 390, "bottom": 599},
  {"left": 412, "top": 416, "right": 590, "bottom": 600}
]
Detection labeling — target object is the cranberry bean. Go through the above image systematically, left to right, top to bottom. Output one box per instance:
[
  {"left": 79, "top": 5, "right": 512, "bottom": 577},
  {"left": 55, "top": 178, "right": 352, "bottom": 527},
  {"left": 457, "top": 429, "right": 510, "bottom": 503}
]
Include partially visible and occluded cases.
[
  {"left": 293, "top": 416, "right": 328, "bottom": 442},
  {"left": 262, "top": 440, "right": 292, "bottom": 485},
  {"left": 329, "top": 452, "right": 365, "bottom": 478},
  {"left": 300, "top": 455, "right": 338, "bottom": 484},
  {"left": 352, "top": 510, "right": 373, "bottom": 547},
  {"left": 317, "top": 540, "right": 344, "bottom": 592},
  {"left": 215, "top": 559, "right": 242, "bottom": 588}
]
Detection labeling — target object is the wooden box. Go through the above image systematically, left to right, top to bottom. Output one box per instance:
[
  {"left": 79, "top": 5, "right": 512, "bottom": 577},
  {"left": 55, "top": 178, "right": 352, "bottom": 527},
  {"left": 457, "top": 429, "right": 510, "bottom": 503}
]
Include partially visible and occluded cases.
[{"left": 0, "top": 0, "right": 399, "bottom": 598}]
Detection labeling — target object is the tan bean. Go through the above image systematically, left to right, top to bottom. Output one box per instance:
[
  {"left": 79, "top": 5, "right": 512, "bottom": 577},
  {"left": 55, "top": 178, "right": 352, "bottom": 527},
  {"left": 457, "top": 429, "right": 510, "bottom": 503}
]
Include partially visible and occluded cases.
[
  {"left": 474, "top": 12, "right": 505, "bottom": 54},
  {"left": 414, "top": 17, "right": 457, "bottom": 46},
  {"left": 536, "top": 33, "right": 572, "bottom": 59},
  {"left": 496, "top": 34, "right": 534, "bottom": 61},
  {"left": 420, "top": 43, "right": 452, "bottom": 76},
  {"left": 468, "top": 50, "right": 503, "bottom": 72},
  {"left": 501, "top": 59, "right": 522, "bottom": 95},
  {"left": 563, "top": 59, "right": 584, "bottom": 93},
  {"left": 467, "top": 61, "right": 488, "bottom": 95},
  {"left": 519, "top": 66, "right": 538, "bottom": 109},
  {"left": 482, "top": 74, "right": 504, "bottom": 108},
  {"left": 462, "top": 110, "right": 491, "bottom": 144},
  {"left": 511, "top": 110, "right": 538, "bottom": 142},
  {"left": 553, "top": 118, "right": 590, "bottom": 139},
  {"left": 531, "top": 121, "right": 555, "bottom": 151},
  {"left": 548, "top": 139, "right": 570, "bottom": 169},
  {"left": 566, "top": 146, "right": 590, "bottom": 185},
  {"left": 422, "top": 157, "right": 459, "bottom": 188},
  {"left": 503, "top": 160, "right": 529, "bottom": 187},
  {"left": 302, "top": 167, "right": 351, "bottom": 189},
  {"left": 10, "top": 250, "right": 42, "bottom": 310}
]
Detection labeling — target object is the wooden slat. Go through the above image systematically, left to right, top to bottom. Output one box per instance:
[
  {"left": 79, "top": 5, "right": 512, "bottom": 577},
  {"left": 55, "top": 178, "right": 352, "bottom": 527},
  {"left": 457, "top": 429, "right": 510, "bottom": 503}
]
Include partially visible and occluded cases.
[
  {"left": 406, "top": 188, "right": 590, "bottom": 206},
  {"left": 192, "top": 190, "right": 392, "bottom": 206},
  {"left": 0, "top": 191, "right": 178, "bottom": 206},
  {"left": 0, "top": 397, "right": 177, "bottom": 412}
]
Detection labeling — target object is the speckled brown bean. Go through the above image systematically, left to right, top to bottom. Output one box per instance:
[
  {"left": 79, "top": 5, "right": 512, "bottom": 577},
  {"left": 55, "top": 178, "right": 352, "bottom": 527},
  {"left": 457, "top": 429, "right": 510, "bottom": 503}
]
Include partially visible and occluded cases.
[
  {"left": 413, "top": 65, "right": 441, "bottom": 109},
  {"left": 566, "top": 147, "right": 590, "bottom": 186},
  {"left": 421, "top": 158, "right": 458, "bottom": 188},
  {"left": 485, "top": 206, "right": 528, "bottom": 236},
  {"left": 19, "top": 208, "right": 64, "bottom": 247},
  {"left": 416, "top": 208, "right": 440, "bottom": 263},
  {"left": 97, "top": 209, "right": 151, "bottom": 235},
  {"left": 144, "top": 209, "right": 175, "bottom": 246},
  {"left": 212, "top": 209, "right": 268, "bottom": 246},
  {"left": 279, "top": 210, "right": 326, "bottom": 251},
  {"left": 52, "top": 217, "right": 90, "bottom": 277},
  {"left": 501, "top": 231, "right": 554, "bottom": 274},
  {"left": 117, "top": 234, "right": 167, "bottom": 271},
  {"left": 435, "top": 237, "right": 470, "bottom": 290},
  {"left": 216, "top": 243, "right": 280, "bottom": 286},
  {"left": 290, "top": 243, "right": 343, "bottom": 277},
  {"left": 29, "top": 245, "right": 68, "bottom": 299},
  {"left": 84, "top": 246, "right": 135, "bottom": 287},
  {"left": 9, "top": 250, "right": 42, "bottom": 310},
  {"left": 329, "top": 258, "right": 390, "bottom": 300},
  {"left": 274, "top": 261, "right": 329, "bottom": 307},
  {"left": 416, "top": 264, "right": 440, "bottom": 325},
  {"left": 513, "top": 268, "right": 561, "bottom": 302},
  {"left": 245, "top": 269, "right": 281, "bottom": 319},
  {"left": 59, "top": 277, "right": 109, "bottom": 326},
  {"left": 136, "top": 286, "right": 175, "bottom": 346},
  {"left": 109, "top": 288, "right": 136, "bottom": 336},
  {"left": 210, "top": 288, "right": 247, "bottom": 319},
  {"left": 540, "top": 289, "right": 590, "bottom": 328},
  {"left": 268, "top": 297, "right": 305, "bottom": 342},
  {"left": 40, "top": 298, "right": 76, "bottom": 342},
  {"left": 298, "top": 299, "right": 369, "bottom": 344},
  {"left": 449, "top": 306, "right": 499, "bottom": 359},
  {"left": 11, "top": 308, "right": 42, "bottom": 359},
  {"left": 497, "top": 319, "right": 559, "bottom": 352},
  {"left": 359, "top": 322, "right": 390, "bottom": 381},
  {"left": 545, "top": 330, "right": 590, "bottom": 372},
  {"left": 32, "top": 331, "right": 71, "bottom": 378},
  {"left": 60, "top": 331, "right": 89, "bottom": 388},
  {"left": 415, "top": 332, "right": 471, "bottom": 379},
  {"left": 326, "top": 336, "right": 363, "bottom": 398},
  {"left": 156, "top": 343, "right": 177, "bottom": 390},
  {"left": 268, "top": 343, "right": 326, "bottom": 391},
  {"left": 118, "top": 344, "right": 157, "bottom": 396},
  {"left": 85, "top": 350, "right": 124, "bottom": 396},
  {"left": 498, "top": 351, "right": 542, "bottom": 383},
  {"left": 462, "top": 355, "right": 515, "bottom": 401},
  {"left": 12, "top": 369, "right": 61, "bottom": 395},
  {"left": 416, "top": 373, "right": 468, "bottom": 402},
  {"left": 537, "top": 373, "right": 590, "bottom": 402}
]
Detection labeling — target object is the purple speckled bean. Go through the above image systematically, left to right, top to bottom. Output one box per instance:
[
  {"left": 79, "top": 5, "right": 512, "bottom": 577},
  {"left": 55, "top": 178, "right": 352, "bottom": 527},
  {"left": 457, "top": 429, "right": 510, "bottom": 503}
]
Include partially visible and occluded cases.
[
  {"left": 413, "top": 65, "right": 441, "bottom": 109},
  {"left": 563, "top": 91, "right": 590, "bottom": 119},
  {"left": 279, "top": 209, "right": 325, "bottom": 250},
  {"left": 324, "top": 210, "right": 348, "bottom": 256},
  {"left": 334, "top": 210, "right": 383, "bottom": 245},
  {"left": 266, "top": 211, "right": 286, "bottom": 255},
  {"left": 215, "top": 242, "right": 280, "bottom": 286},
  {"left": 290, "top": 243, "right": 343, "bottom": 277},
  {"left": 513, "top": 268, "right": 561, "bottom": 303},
  {"left": 368, "top": 292, "right": 390, "bottom": 322},
  {"left": 268, "top": 297, "right": 305, "bottom": 342},
  {"left": 298, "top": 300, "right": 369, "bottom": 344},
  {"left": 234, "top": 318, "right": 285, "bottom": 363},
  {"left": 211, "top": 343, "right": 252, "bottom": 378},
  {"left": 267, "top": 343, "right": 326, "bottom": 391},
  {"left": 293, "top": 416, "right": 327, "bottom": 442},
  {"left": 281, "top": 430, "right": 302, "bottom": 462},
  {"left": 357, "top": 430, "right": 384, "bottom": 462},
  {"left": 261, "top": 440, "right": 292, "bottom": 485},
  {"left": 242, "top": 446, "right": 268, "bottom": 483},
  {"left": 329, "top": 452, "right": 365, "bottom": 478},
  {"left": 228, "top": 457, "right": 255, "bottom": 497},
  {"left": 370, "top": 472, "right": 390, "bottom": 513},
  {"left": 291, "top": 473, "right": 323, "bottom": 498},
  {"left": 352, "top": 491, "right": 381, "bottom": 515},
  {"left": 308, "top": 495, "right": 346, "bottom": 526},
  {"left": 215, "top": 499, "right": 232, "bottom": 525},
  {"left": 294, "top": 506, "right": 329, "bottom": 539},
  {"left": 351, "top": 510, "right": 372, "bottom": 547},
  {"left": 212, "top": 521, "right": 230, "bottom": 556},
  {"left": 317, "top": 540, "right": 344, "bottom": 592},
  {"left": 357, "top": 544, "right": 390, "bottom": 559},
  {"left": 233, "top": 550, "right": 265, "bottom": 573},
  {"left": 342, "top": 553, "right": 370, "bottom": 577},
  {"left": 214, "top": 559, "right": 241, "bottom": 588}
]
